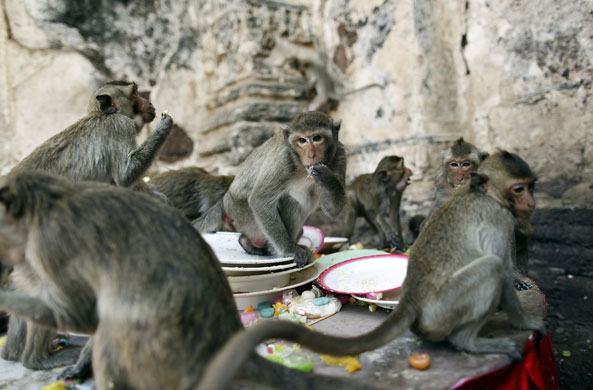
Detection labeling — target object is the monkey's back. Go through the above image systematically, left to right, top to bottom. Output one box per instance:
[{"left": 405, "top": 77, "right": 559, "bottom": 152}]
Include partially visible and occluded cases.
[
  {"left": 13, "top": 113, "right": 136, "bottom": 183},
  {"left": 151, "top": 167, "right": 234, "bottom": 219},
  {"left": 17, "top": 173, "right": 240, "bottom": 388},
  {"left": 405, "top": 191, "right": 515, "bottom": 295}
]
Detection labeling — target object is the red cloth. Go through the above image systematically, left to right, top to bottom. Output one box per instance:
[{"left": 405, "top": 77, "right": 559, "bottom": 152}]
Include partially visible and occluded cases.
[{"left": 451, "top": 332, "right": 558, "bottom": 390}]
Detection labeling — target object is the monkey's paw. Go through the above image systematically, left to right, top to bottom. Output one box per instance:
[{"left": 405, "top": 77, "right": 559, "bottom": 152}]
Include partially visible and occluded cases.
[
  {"left": 157, "top": 114, "right": 174, "bottom": 130},
  {"left": 307, "top": 163, "right": 329, "bottom": 181},
  {"left": 293, "top": 245, "right": 313, "bottom": 268},
  {"left": 514, "top": 278, "right": 534, "bottom": 291}
]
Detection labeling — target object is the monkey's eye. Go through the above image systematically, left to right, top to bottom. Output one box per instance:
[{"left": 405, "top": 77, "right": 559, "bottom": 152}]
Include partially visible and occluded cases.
[
  {"left": 312, "top": 135, "right": 323, "bottom": 142},
  {"left": 297, "top": 137, "right": 308, "bottom": 144},
  {"left": 449, "top": 161, "right": 460, "bottom": 168},
  {"left": 461, "top": 161, "right": 472, "bottom": 169},
  {"left": 511, "top": 184, "right": 525, "bottom": 194}
]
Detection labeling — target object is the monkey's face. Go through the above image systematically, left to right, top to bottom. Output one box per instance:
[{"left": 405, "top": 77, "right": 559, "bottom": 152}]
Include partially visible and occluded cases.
[
  {"left": 132, "top": 87, "right": 156, "bottom": 126},
  {"left": 289, "top": 130, "right": 332, "bottom": 167},
  {"left": 446, "top": 159, "right": 475, "bottom": 188},
  {"left": 507, "top": 179, "right": 536, "bottom": 219}
]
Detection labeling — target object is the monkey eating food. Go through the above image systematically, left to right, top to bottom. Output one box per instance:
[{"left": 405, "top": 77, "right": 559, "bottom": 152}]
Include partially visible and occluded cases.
[
  {"left": 193, "top": 111, "right": 347, "bottom": 267},
  {"left": 197, "top": 150, "right": 546, "bottom": 390},
  {"left": 343, "top": 155, "right": 413, "bottom": 250}
]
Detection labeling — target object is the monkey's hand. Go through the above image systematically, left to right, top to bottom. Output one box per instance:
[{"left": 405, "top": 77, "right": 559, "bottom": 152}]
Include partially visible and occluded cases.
[
  {"left": 307, "top": 163, "right": 329, "bottom": 180},
  {"left": 292, "top": 245, "right": 314, "bottom": 268}
]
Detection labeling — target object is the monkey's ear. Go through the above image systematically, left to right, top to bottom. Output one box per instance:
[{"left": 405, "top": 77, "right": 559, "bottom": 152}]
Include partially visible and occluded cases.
[
  {"left": 96, "top": 94, "right": 117, "bottom": 114},
  {"left": 332, "top": 119, "right": 342, "bottom": 133},
  {"left": 282, "top": 126, "right": 291, "bottom": 142},
  {"left": 480, "top": 151, "right": 490, "bottom": 161},
  {"left": 376, "top": 169, "right": 389, "bottom": 182},
  {"left": 469, "top": 172, "right": 488, "bottom": 194},
  {"left": 0, "top": 185, "right": 23, "bottom": 218}
]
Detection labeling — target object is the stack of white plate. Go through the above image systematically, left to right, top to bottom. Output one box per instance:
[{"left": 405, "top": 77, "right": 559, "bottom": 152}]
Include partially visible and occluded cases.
[{"left": 202, "top": 226, "right": 326, "bottom": 310}]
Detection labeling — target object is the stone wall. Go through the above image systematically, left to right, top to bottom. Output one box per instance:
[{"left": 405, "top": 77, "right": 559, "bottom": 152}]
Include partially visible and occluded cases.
[{"left": 1, "top": 0, "right": 591, "bottom": 221}]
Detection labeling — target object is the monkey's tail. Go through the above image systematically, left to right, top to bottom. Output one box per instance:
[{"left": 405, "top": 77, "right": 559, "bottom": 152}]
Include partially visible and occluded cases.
[
  {"left": 191, "top": 198, "right": 224, "bottom": 233},
  {"left": 196, "top": 303, "right": 416, "bottom": 389}
]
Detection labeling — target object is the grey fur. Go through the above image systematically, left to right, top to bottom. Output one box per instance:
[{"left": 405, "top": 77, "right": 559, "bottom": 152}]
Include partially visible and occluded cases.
[{"left": 344, "top": 155, "right": 412, "bottom": 249}]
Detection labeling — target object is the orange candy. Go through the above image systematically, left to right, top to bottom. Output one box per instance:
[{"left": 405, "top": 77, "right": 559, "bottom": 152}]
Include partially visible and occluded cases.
[{"left": 408, "top": 353, "right": 431, "bottom": 370}]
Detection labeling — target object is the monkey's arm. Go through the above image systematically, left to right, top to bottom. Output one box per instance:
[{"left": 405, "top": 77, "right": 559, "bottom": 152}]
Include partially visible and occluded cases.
[
  {"left": 118, "top": 115, "right": 173, "bottom": 186},
  {"left": 310, "top": 162, "right": 346, "bottom": 218},
  {"left": 0, "top": 289, "right": 58, "bottom": 329}
]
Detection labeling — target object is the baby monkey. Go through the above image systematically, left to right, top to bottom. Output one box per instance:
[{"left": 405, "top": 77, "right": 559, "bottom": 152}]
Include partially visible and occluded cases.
[
  {"left": 194, "top": 111, "right": 346, "bottom": 267},
  {"left": 197, "top": 150, "right": 545, "bottom": 389},
  {"left": 344, "top": 155, "right": 413, "bottom": 250}
]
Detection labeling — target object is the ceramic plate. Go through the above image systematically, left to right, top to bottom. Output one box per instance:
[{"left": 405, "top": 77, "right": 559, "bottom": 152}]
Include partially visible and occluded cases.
[
  {"left": 300, "top": 225, "right": 325, "bottom": 255},
  {"left": 203, "top": 227, "right": 324, "bottom": 265},
  {"left": 320, "top": 236, "right": 349, "bottom": 251},
  {"left": 315, "top": 249, "right": 387, "bottom": 271},
  {"left": 318, "top": 254, "right": 408, "bottom": 295},
  {"left": 227, "top": 260, "right": 316, "bottom": 282},
  {"left": 222, "top": 261, "right": 298, "bottom": 276},
  {"left": 233, "top": 264, "right": 322, "bottom": 310},
  {"left": 352, "top": 289, "right": 402, "bottom": 310}
]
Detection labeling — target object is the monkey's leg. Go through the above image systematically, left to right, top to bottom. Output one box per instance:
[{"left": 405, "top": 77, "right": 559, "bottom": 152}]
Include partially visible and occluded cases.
[
  {"left": 192, "top": 199, "right": 224, "bottom": 233},
  {"left": 342, "top": 204, "right": 357, "bottom": 240},
  {"left": 239, "top": 234, "right": 272, "bottom": 256},
  {"left": 427, "top": 256, "right": 524, "bottom": 359},
  {"left": 1, "top": 316, "right": 26, "bottom": 361},
  {"left": 21, "top": 323, "right": 80, "bottom": 370},
  {"left": 58, "top": 338, "right": 93, "bottom": 382}
]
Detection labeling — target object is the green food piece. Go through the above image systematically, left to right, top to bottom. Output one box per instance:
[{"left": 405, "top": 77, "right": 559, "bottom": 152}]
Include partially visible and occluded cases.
[
  {"left": 313, "top": 297, "right": 330, "bottom": 306},
  {"left": 257, "top": 301, "right": 273, "bottom": 310},
  {"left": 260, "top": 307, "right": 275, "bottom": 318},
  {"left": 561, "top": 350, "right": 571, "bottom": 358},
  {"left": 266, "top": 354, "right": 285, "bottom": 364},
  {"left": 283, "top": 354, "right": 315, "bottom": 372}
]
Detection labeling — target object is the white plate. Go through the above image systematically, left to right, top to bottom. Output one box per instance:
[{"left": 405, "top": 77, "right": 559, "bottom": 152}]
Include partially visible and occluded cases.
[
  {"left": 300, "top": 225, "right": 325, "bottom": 255},
  {"left": 202, "top": 226, "right": 324, "bottom": 265},
  {"left": 202, "top": 232, "right": 293, "bottom": 264},
  {"left": 321, "top": 236, "right": 349, "bottom": 251},
  {"left": 318, "top": 254, "right": 408, "bottom": 295},
  {"left": 227, "top": 260, "right": 316, "bottom": 286},
  {"left": 222, "top": 261, "right": 297, "bottom": 276},
  {"left": 233, "top": 264, "right": 322, "bottom": 310},
  {"left": 352, "top": 289, "right": 402, "bottom": 310}
]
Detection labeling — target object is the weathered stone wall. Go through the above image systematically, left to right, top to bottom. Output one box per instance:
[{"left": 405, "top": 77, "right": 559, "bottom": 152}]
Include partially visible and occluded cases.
[{"left": 1, "top": 0, "right": 591, "bottom": 221}]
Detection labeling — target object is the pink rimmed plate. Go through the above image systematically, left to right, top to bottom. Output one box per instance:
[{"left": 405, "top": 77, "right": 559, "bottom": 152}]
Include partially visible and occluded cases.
[{"left": 318, "top": 254, "right": 408, "bottom": 295}]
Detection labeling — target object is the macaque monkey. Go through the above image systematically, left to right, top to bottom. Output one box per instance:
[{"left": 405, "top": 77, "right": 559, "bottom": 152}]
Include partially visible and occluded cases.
[
  {"left": 2, "top": 81, "right": 173, "bottom": 371},
  {"left": 13, "top": 81, "right": 172, "bottom": 186},
  {"left": 193, "top": 111, "right": 347, "bottom": 267},
  {"left": 412, "top": 137, "right": 489, "bottom": 238},
  {"left": 433, "top": 137, "right": 489, "bottom": 208},
  {"left": 197, "top": 151, "right": 545, "bottom": 390},
  {"left": 343, "top": 155, "right": 412, "bottom": 250},
  {"left": 149, "top": 167, "right": 234, "bottom": 220},
  {"left": 0, "top": 171, "right": 388, "bottom": 390}
]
